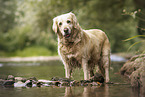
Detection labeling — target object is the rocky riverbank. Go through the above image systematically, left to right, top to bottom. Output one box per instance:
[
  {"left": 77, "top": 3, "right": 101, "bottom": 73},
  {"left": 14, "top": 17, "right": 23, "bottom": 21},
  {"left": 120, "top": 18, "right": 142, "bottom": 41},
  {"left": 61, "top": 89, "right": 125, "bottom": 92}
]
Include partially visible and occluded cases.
[
  {"left": 120, "top": 54, "right": 145, "bottom": 88},
  {"left": 0, "top": 73, "right": 104, "bottom": 88}
]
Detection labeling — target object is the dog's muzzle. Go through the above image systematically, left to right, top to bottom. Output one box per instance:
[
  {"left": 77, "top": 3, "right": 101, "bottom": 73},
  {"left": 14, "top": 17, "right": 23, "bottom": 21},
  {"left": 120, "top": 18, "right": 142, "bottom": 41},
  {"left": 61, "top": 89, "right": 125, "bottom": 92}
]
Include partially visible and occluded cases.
[{"left": 64, "top": 28, "right": 71, "bottom": 38}]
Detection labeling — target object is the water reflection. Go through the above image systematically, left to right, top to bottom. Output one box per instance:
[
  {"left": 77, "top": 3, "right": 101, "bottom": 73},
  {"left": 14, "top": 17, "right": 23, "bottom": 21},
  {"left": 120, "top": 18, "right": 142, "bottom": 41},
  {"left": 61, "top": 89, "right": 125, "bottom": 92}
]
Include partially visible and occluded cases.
[
  {"left": 0, "top": 63, "right": 3, "bottom": 67},
  {"left": 0, "top": 84, "right": 144, "bottom": 97},
  {"left": 63, "top": 85, "right": 145, "bottom": 97},
  {"left": 64, "top": 85, "right": 107, "bottom": 97},
  {"left": 82, "top": 85, "right": 109, "bottom": 97},
  {"left": 132, "top": 87, "right": 145, "bottom": 97}
]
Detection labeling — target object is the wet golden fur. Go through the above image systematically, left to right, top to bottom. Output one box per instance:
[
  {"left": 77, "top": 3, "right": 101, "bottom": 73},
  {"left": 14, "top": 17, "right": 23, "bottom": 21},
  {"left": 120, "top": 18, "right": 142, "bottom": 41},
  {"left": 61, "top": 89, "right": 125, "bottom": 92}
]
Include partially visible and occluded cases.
[{"left": 52, "top": 12, "right": 110, "bottom": 82}]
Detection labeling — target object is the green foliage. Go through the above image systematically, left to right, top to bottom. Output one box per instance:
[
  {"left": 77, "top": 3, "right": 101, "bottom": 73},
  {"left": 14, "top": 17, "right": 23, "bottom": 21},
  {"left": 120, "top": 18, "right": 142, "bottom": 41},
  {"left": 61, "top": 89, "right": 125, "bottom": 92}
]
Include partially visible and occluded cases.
[
  {"left": 0, "top": 0, "right": 16, "bottom": 32},
  {"left": 122, "top": 9, "right": 145, "bottom": 53},
  {"left": 107, "top": 19, "right": 139, "bottom": 52},
  {"left": 0, "top": 24, "right": 57, "bottom": 55},
  {"left": 0, "top": 25, "right": 33, "bottom": 51},
  {"left": 124, "top": 35, "right": 145, "bottom": 52},
  {"left": 124, "top": 35, "right": 145, "bottom": 41},
  {"left": 0, "top": 46, "right": 57, "bottom": 57},
  {"left": 15, "top": 46, "right": 57, "bottom": 57}
]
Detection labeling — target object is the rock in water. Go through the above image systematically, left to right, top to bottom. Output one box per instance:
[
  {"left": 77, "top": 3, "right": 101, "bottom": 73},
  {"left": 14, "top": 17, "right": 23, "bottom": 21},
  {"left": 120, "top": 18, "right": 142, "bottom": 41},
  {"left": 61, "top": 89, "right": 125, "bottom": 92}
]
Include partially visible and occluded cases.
[
  {"left": 7, "top": 75, "right": 15, "bottom": 81},
  {"left": 3, "top": 80, "right": 15, "bottom": 87},
  {"left": 25, "top": 80, "right": 32, "bottom": 87},
  {"left": 14, "top": 81, "right": 26, "bottom": 87}
]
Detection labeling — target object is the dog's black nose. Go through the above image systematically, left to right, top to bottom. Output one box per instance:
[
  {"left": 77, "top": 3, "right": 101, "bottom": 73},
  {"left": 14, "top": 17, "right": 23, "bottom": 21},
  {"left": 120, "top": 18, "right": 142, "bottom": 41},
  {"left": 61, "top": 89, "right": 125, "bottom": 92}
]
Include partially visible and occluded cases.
[{"left": 64, "top": 28, "right": 69, "bottom": 33}]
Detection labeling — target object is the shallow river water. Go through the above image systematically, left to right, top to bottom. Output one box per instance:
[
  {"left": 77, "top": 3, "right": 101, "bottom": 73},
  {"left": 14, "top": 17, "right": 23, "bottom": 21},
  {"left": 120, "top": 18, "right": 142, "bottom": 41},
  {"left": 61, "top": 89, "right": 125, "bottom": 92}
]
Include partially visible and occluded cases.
[{"left": 0, "top": 60, "right": 143, "bottom": 97}]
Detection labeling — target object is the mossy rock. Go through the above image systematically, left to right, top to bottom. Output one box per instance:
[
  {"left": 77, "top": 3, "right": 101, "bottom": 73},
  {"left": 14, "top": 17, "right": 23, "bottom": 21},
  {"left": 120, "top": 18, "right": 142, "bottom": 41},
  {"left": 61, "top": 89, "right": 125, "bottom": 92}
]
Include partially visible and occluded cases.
[{"left": 120, "top": 54, "right": 145, "bottom": 87}]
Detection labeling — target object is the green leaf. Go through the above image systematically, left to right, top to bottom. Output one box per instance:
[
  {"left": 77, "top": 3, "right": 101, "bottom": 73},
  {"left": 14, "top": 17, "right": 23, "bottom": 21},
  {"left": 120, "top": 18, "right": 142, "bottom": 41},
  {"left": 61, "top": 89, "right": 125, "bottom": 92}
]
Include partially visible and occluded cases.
[
  {"left": 124, "top": 35, "right": 145, "bottom": 41},
  {"left": 127, "top": 40, "right": 144, "bottom": 51}
]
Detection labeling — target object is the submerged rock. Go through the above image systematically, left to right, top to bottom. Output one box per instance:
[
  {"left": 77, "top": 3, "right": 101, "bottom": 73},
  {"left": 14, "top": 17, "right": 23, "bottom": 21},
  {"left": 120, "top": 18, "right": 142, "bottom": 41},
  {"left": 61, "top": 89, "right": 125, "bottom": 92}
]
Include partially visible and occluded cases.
[{"left": 120, "top": 54, "right": 145, "bottom": 87}]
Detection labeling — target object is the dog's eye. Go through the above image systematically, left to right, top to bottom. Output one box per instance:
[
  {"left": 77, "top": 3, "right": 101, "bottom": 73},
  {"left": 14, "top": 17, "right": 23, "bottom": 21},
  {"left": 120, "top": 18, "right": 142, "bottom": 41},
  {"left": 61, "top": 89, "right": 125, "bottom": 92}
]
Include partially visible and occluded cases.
[
  {"left": 67, "top": 20, "right": 71, "bottom": 23},
  {"left": 59, "top": 22, "right": 62, "bottom": 26}
]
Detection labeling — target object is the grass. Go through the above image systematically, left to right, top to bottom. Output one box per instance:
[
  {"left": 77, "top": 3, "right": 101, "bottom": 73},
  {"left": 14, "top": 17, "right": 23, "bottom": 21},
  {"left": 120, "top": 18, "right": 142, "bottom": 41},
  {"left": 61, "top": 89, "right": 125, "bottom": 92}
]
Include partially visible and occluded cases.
[{"left": 0, "top": 46, "right": 58, "bottom": 57}]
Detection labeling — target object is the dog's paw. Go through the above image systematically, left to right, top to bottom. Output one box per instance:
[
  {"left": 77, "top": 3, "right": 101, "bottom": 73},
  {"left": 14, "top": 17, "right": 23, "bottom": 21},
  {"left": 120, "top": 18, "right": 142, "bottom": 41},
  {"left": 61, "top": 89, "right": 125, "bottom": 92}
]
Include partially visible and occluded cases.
[{"left": 106, "top": 81, "right": 114, "bottom": 84}]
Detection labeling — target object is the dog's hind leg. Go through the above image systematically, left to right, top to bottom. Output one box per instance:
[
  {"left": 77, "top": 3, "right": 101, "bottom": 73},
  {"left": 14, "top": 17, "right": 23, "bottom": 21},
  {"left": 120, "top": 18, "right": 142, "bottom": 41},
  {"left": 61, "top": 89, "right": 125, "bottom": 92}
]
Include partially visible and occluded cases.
[
  {"left": 101, "top": 39, "right": 111, "bottom": 83},
  {"left": 102, "top": 55, "right": 110, "bottom": 83},
  {"left": 88, "top": 65, "right": 95, "bottom": 79},
  {"left": 89, "top": 69, "right": 94, "bottom": 78}
]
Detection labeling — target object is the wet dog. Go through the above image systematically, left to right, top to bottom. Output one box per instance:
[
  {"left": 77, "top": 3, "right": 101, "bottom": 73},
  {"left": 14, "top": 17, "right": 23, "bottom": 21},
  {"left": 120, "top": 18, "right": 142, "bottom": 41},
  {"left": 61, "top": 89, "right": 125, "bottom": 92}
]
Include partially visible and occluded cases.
[{"left": 52, "top": 12, "right": 110, "bottom": 83}]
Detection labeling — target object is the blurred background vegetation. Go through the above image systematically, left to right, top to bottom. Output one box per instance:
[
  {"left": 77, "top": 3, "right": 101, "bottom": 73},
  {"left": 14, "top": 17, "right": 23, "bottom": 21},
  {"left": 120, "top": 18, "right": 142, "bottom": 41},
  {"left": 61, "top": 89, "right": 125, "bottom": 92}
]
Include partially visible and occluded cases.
[{"left": 0, "top": 0, "right": 145, "bottom": 57}]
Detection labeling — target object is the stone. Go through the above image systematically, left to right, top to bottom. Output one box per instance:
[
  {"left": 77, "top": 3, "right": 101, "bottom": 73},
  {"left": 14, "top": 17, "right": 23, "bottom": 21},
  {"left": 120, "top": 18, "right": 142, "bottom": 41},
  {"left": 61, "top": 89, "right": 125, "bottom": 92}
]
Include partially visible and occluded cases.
[
  {"left": 7, "top": 75, "right": 15, "bottom": 81},
  {"left": 15, "top": 77, "right": 23, "bottom": 82},
  {"left": 29, "top": 77, "right": 37, "bottom": 81},
  {"left": 51, "top": 77, "right": 59, "bottom": 81},
  {"left": 0, "top": 79, "right": 4, "bottom": 85},
  {"left": 3, "top": 80, "right": 15, "bottom": 87},
  {"left": 25, "top": 80, "right": 32, "bottom": 87},
  {"left": 70, "top": 80, "right": 80, "bottom": 86},
  {"left": 80, "top": 80, "right": 91, "bottom": 86},
  {"left": 14, "top": 81, "right": 26, "bottom": 87},
  {"left": 36, "top": 82, "right": 42, "bottom": 87}
]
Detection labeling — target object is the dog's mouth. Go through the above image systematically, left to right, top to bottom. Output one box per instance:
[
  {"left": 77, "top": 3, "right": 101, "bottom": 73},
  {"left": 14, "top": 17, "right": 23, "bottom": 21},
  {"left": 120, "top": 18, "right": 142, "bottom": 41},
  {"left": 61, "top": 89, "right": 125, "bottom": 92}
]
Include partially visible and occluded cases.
[{"left": 64, "top": 33, "right": 71, "bottom": 38}]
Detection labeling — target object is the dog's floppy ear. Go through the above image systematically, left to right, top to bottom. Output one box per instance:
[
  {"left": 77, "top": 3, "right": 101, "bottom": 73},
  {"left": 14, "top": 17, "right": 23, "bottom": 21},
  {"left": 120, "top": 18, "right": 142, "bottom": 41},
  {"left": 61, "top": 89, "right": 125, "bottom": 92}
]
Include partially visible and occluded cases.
[
  {"left": 70, "top": 12, "right": 79, "bottom": 29},
  {"left": 52, "top": 17, "right": 58, "bottom": 33}
]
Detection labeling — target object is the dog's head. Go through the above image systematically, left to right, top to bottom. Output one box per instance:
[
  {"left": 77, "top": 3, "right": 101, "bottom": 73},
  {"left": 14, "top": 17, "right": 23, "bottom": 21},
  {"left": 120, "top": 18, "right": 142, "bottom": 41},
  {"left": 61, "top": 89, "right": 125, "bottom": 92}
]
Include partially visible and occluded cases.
[{"left": 52, "top": 12, "right": 80, "bottom": 39}]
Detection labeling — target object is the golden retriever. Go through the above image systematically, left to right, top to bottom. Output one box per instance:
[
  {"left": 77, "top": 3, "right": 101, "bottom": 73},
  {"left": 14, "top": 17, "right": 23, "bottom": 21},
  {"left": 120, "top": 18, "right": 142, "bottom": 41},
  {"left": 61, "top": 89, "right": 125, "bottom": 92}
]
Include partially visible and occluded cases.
[{"left": 52, "top": 12, "right": 110, "bottom": 83}]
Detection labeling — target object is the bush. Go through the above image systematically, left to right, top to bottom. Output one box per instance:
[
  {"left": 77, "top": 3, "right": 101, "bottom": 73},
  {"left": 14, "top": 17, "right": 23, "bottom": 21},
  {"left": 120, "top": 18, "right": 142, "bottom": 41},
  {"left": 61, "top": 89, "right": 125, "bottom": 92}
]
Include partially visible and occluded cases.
[
  {"left": 0, "top": 24, "right": 58, "bottom": 57},
  {"left": 0, "top": 46, "right": 57, "bottom": 57},
  {"left": 15, "top": 46, "right": 57, "bottom": 57}
]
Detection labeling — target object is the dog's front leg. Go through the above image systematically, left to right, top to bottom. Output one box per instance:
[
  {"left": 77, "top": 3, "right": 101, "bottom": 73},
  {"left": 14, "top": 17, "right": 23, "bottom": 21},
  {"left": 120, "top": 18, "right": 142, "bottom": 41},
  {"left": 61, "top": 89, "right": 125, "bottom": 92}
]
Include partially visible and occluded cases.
[
  {"left": 82, "top": 58, "right": 89, "bottom": 80},
  {"left": 64, "top": 64, "right": 72, "bottom": 79}
]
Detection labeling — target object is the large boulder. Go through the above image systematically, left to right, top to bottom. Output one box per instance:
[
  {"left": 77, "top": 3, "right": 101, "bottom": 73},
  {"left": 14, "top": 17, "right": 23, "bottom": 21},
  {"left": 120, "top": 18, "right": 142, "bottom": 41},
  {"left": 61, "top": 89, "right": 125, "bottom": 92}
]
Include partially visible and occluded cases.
[{"left": 120, "top": 54, "right": 145, "bottom": 87}]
